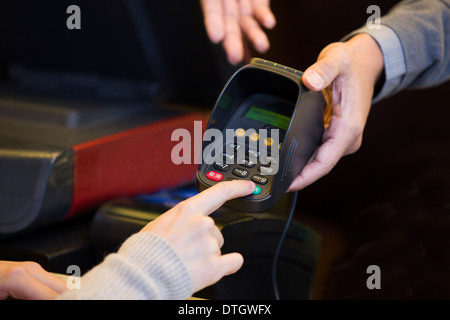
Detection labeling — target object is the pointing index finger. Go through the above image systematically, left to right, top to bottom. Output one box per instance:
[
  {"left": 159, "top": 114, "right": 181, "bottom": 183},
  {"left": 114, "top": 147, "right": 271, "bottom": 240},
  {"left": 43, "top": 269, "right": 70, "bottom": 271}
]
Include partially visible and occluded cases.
[{"left": 190, "top": 180, "right": 255, "bottom": 216}]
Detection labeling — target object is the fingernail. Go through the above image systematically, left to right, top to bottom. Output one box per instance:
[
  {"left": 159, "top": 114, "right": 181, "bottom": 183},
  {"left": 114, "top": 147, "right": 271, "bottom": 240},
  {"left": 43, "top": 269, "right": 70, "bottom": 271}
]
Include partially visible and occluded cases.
[
  {"left": 264, "top": 16, "right": 276, "bottom": 29},
  {"left": 304, "top": 70, "right": 324, "bottom": 89},
  {"left": 246, "top": 181, "right": 256, "bottom": 192}
]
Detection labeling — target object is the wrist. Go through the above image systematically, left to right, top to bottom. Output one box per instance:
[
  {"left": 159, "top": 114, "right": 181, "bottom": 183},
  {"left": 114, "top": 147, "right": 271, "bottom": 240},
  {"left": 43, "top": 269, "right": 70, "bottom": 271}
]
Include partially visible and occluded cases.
[{"left": 345, "top": 33, "right": 384, "bottom": 86}]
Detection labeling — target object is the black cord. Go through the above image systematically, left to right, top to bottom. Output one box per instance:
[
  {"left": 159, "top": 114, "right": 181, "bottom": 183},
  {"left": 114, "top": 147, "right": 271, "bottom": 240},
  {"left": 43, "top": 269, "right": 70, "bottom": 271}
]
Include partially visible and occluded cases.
[{"left": 272, "top": 191, "right": 298, "bottom": 300}]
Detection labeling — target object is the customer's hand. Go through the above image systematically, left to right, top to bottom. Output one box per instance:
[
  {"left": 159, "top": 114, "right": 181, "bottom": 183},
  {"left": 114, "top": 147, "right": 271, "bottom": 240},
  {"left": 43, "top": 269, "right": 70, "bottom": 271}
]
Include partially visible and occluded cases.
[
  {"left": 200, "top": 0, "right": 276, "bottom": 65},
  {"left": 289, "top": 33, "right": 384, "bottom": 191},
  {"left": 140, "top": 180, "right": 255, "bottom": 293},
  {"left": 0, "top": 261, "right": 67, "bottom": 300}
]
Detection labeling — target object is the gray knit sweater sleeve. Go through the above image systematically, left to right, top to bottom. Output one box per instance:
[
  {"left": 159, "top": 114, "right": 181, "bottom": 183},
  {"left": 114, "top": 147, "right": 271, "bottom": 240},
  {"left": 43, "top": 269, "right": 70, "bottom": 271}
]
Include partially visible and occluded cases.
[
  {"left": 346, "top": 0, "right": 450, "bottom": 102},
  {"left": 56, "top": 232, "right": 193, "bottom": 300}
]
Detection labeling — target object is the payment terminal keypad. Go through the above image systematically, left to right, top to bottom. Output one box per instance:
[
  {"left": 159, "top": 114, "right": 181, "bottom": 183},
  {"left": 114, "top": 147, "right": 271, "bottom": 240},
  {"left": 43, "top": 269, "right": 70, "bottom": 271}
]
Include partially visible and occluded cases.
[{"left": 204, "top": 129, "right": 279, "bottom": 199}]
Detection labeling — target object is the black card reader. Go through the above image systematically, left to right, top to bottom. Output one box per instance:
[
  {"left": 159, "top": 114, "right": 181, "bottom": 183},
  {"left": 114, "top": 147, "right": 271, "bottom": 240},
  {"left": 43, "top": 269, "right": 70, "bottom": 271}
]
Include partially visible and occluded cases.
[{"left": 196, "top": 58, "right": 326, "bottom": 212}]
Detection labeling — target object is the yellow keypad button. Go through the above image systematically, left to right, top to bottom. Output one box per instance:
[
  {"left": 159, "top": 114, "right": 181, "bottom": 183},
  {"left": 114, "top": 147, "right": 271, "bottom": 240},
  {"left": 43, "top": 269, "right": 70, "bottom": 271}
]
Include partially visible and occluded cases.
[
  {"left": 235, "top": 128, "right": 246, "bottom": 137},
  {"left": 249, "top": 132, "right": 259, "bottom": 142},
  {"left": 264, "top": 137, "right": 274, "bottom": 146}
]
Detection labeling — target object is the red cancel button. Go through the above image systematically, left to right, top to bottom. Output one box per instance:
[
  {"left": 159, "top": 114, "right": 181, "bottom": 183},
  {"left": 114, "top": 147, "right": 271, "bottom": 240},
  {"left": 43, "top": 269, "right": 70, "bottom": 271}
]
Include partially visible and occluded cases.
[{"left": 206, "top": 171, "right": 223, "bottom": 181}]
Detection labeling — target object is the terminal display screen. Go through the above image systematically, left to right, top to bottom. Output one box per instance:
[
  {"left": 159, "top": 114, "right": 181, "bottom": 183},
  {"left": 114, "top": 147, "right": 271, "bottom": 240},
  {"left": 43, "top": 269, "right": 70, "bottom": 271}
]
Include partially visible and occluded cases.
[{"left": 244, "top": 106, "right": 290, "bottom": 130}]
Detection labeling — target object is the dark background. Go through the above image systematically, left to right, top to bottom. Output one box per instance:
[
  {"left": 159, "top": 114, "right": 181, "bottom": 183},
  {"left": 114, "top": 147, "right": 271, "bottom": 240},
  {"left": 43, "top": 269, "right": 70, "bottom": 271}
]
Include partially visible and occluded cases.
[
  {"left": 1, "top": 0, "right": 450, "bottom": 299},
  {"left": 258, "top": 0, "right": 450, "bottom": 299}
]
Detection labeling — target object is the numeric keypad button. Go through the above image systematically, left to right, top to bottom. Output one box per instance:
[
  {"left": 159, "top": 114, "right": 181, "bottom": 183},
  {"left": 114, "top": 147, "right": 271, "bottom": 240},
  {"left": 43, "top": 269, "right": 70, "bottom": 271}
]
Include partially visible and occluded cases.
[
  {"left": 232, "top": 168, "right": 249, "bottom": 178},
  {"left": 251, "top": 174, "right": 268, "bottom": 185}
]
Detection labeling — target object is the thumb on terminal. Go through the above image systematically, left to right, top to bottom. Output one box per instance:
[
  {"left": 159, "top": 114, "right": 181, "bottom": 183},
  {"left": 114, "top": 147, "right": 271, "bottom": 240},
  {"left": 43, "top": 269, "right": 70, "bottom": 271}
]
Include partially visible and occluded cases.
[{"left": 302, "top": 45, "right": 345, "bottom": 91}]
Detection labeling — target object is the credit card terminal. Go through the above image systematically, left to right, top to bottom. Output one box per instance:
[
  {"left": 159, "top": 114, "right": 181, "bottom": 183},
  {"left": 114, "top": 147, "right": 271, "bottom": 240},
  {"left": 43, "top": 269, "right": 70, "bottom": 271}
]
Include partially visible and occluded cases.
[{"left": 196, "top": 58, "right": 326, "bottom": 212}]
